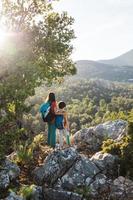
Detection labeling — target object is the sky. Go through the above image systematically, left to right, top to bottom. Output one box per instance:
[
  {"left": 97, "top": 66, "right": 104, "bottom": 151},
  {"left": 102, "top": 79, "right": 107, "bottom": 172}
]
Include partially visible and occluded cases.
[{"left": 53, "top": 0, "right": 133, "bottom": 61}]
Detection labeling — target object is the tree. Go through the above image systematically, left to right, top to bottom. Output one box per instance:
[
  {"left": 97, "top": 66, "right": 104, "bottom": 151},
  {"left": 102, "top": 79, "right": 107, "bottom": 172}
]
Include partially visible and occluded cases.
[
  {"left": 0, "top": 0, "right": 76, "bottom": 158},
  {"left": 0, "top": 0, "right": 76, "bottom": 117}
]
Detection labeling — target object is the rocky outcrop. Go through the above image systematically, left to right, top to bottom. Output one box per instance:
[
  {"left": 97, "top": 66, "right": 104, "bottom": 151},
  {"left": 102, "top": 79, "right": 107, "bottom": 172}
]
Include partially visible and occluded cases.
[
  {"left": 1, "top": 120, "right": 131, "bottom": 200},
  {"left": 74, "top": 120, "right": 127, "bottom": 152},
  {"left": 33, "top": 147, "right": 120, "bottom": 200},
  {"left": 58, "top": 156, "right": 100, "bottom": 190}
]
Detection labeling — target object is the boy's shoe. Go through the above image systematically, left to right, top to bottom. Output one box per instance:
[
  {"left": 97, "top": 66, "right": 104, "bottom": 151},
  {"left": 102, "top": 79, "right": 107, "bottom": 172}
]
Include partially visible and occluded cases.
[{"left": 55, "top": 144, "right": 60, "bottom": 150}]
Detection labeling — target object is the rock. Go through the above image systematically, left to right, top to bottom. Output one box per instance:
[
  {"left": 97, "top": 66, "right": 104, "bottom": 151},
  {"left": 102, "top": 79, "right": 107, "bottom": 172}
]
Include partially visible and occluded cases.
[
  {"left": 74, "top": 120, "right": 127, "bottom": 152},
  {"left": 94, "top": 120, "right": 127, "bottom": 139},
  {"left": 74, "top": 127, "right": 102, "bottom": 152},
  {"left": 33, "top": 147, "right": 79, "bottom": 186},
  {"left": 90, "top": 151, "right": 118, "bottom": 172},
  {"left": 57, "top": 156, "right": 100, "bottom": 190},
  {"left": 0, "top": 159, "right": 20, "bottom": 193},
  {"left": 3, "top": 159, "right": 20, "bottom": 181},
  {"left": 0, "top": 171, "right": 10, "bottom": 190},
  {"left": 89, "top": 173, "right": 110, "bottom": 198},
  {"left": 110, "top": 176, "right": 133, "bottom": 200},
  {"left": 30, "top": 185, "right": 43, "bottom": 200},
  {"left": 43, "top": 188, "right": 85, "bottom": 200},
  {"left": 5, "top": 192, "right": 25, "bottom": 200}
]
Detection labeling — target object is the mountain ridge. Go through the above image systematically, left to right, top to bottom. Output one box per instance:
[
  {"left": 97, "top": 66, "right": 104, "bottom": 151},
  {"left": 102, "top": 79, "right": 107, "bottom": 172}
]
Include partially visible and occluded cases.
[
  {"left": 98, "top": 49, "right": 133, "bottom": 66},
  {"left": 74, "top": 50, "right": 133, "bottom": 82}
]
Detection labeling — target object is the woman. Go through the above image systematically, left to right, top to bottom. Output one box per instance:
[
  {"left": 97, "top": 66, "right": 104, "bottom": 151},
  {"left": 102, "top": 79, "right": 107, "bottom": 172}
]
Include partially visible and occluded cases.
[{"left": 45, "top": 92, "right": 57, "bottom": 148}]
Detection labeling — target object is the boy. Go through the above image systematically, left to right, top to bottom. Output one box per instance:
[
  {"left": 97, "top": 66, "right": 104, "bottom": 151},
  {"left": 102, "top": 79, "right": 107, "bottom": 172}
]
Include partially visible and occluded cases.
[{"left": 55, "top": 101, "right": 70, "bottom": 149}]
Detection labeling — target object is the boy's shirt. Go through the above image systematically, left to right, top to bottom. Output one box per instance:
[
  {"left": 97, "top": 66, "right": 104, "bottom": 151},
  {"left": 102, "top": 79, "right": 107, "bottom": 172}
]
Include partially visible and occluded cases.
[{"left": 56, "top": 109, "right": 69, "bottom": 130}]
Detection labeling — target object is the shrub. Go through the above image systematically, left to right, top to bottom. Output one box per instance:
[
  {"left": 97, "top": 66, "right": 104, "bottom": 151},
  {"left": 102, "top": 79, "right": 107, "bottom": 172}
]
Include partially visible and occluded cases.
[
  {"left": 101, "top": 122, "right": 133, "bottom": 179},
  {"left": 102, "top": 139, "right": 121, "bottom": 156},
  {"left": 15, "top": 142, "right": 34, "bottom": 165},
  {"left": 18, "top": 185, "right": 34, "bottom": 199},
  {"left": 74, "top": 186, "right": 91, "bottom": 200}
]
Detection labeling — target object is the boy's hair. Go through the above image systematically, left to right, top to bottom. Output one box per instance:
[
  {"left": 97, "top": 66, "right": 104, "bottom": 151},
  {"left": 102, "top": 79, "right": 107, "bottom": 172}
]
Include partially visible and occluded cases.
[{"left": 58, "top": 101, "right": 66, "bottom": 109}]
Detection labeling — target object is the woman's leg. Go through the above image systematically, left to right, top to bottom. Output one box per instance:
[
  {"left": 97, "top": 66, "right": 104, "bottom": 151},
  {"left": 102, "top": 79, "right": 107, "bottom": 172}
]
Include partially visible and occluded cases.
[
  {"left": 48, "top": 123, "right": 51, "bottom": 146},
  {"left": 50, "top": 123, "right": 56, "bottom": 148}
]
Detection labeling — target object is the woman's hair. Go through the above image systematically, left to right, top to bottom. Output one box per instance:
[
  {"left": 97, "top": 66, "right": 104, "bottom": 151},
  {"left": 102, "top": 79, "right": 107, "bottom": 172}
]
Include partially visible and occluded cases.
[{"left": 46, "top": 92, "right": 55, "bottom": 103}]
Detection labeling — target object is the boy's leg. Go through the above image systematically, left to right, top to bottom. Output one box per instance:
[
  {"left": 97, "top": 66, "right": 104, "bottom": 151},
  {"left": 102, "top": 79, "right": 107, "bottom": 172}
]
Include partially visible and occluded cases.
[{"left": 65, "top": 129, "right": 70, "bottom": 145}]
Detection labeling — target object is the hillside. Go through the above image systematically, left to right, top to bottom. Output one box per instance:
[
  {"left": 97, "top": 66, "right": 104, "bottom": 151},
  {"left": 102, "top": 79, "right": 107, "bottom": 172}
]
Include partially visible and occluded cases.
[
  {"left": 74, "top": 50, "right": 133, "bottom": 82},
  {"left": 75, "top": 60, "right": 133, "bottom": 82}
]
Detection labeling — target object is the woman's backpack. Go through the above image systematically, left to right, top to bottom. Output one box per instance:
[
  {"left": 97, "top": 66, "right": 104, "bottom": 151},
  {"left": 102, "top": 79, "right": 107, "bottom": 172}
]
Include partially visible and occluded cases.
[{"left": 39, "top": 102, "right": 51, "bottom": 122}]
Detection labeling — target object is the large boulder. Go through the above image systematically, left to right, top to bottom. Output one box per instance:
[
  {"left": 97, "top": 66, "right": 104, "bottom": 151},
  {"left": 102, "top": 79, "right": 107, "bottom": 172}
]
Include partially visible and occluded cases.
[
  {"left": 74, "top": 120, "right": 127, "bottom": 152},
  {"left": 33, "top": 147, "right": 79, "bottom": 186},
  {"left": 90, "top": 151, "right": 118, "bottom": 173},
  {"left": 58, "top": 156, "right": 100, "bottom": 190}
]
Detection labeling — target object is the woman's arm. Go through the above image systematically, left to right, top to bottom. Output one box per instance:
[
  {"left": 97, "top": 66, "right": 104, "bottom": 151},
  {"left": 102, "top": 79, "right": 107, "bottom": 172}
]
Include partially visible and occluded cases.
[{"left": 54, "top": 108, "right": 65, "bottom": 115}]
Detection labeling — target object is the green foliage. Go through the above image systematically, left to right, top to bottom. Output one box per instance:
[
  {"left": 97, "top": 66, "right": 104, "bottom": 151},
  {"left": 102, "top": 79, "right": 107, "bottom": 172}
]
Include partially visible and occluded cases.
[
  {"left": 26, "top": 79, "right": 133, "bottom": 134},
  {"left": 57, "top": 80, "right": 133, "bottom": 133},
  {"left": 101, "top": 122, "right": 133, "bottom": 179},
  {"left": 0, "top": 126, "right": 26, "bottom": 161},
  {"left": 14, "top": 133, "right": 45, "bottom": 165},
  {"left": 32, "top": 133, "right": 45, "bottom": 146},
  {"left": 102, "top": 139, "right": 121, "bottom": 156},
  {"left": 15, "top": 143, "right": 34, "bottom": 165},
  {"left": 18, "top": 185, "right": 35, "bottom": 199},
  {"left": 74, "top": 186, "right": 91, "bottom": 200}
]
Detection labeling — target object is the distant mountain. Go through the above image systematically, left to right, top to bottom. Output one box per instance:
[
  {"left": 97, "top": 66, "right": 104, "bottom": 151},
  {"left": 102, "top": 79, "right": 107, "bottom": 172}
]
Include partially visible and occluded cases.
[
  {"left": 99, "top": 49, "right": 133, "bottom": 66},
  {"left": 74, "top": 50, "right": 133, "bottom": 82},
  {"left": 75, "top": 60, "right": 133, "bottom": 82}
]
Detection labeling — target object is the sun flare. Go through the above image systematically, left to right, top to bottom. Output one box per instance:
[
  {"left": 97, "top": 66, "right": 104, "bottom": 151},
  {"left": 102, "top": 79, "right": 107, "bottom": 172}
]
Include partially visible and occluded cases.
[{"left": 0, "top": 29, "right": 8, "bottom": 48}]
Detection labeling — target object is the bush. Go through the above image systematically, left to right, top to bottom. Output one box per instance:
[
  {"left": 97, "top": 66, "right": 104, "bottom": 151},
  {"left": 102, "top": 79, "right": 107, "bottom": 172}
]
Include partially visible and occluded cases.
[
  {"left": 101, "top": 122, "right": 133, "bottom": 179},
  {"left": 0, "top": 123, "right": 27, "bottom": 162},
  {"left": 102, "top": 139, "right": 121, "bottom": 156},
  {"left": 15, "top": 142, "right": 34, "bottom": 165},
  {"left": 18, "top": 185, "right": 34, "bottom": 199}
]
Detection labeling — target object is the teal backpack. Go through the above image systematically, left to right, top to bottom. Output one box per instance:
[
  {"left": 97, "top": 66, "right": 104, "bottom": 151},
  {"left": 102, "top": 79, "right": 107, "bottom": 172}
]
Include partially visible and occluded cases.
[{"left": 39, "top": 102, "right": 51, "bottom": 122}]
